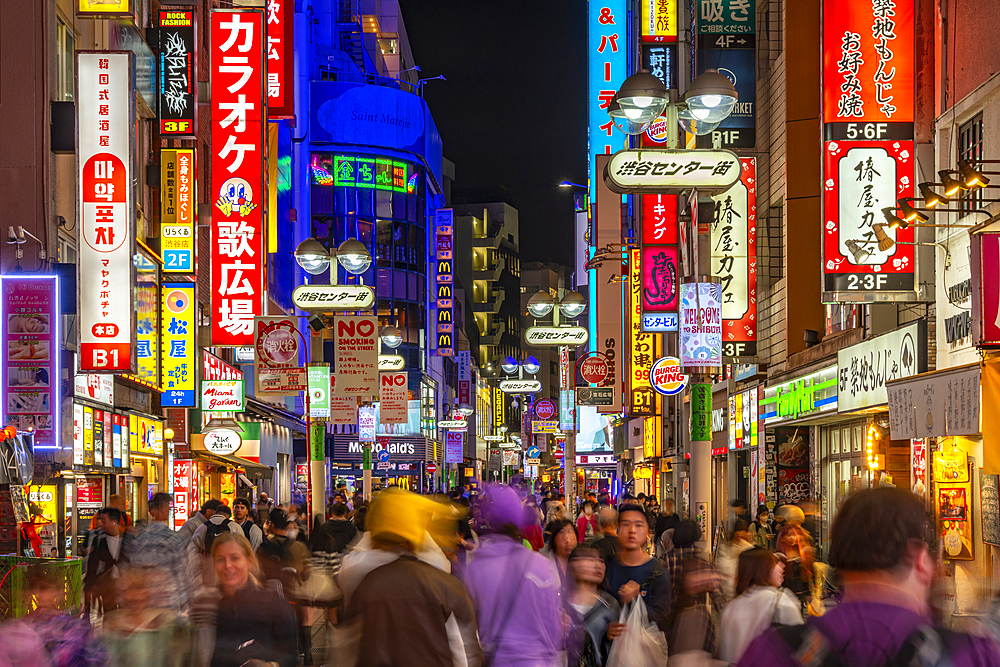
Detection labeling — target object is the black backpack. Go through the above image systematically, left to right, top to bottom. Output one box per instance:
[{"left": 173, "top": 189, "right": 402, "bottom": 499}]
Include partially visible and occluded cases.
[
  {"left": 204, "top": 518, "right": 232, "bottom": 553},
  {"left": 776, "top": 622, "right": 954, "bottom": 667}
]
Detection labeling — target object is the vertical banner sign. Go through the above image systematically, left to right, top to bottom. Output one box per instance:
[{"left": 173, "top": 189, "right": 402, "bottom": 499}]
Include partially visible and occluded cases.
[
  {"left": 265, "top": 0, "right": 295, "bottom": 119},
  {"left": 589, "top": 0, "right": 627, "bottom": 204},
  {"left": 641, "top": 0, "right": 677, "bottom": 41},
  {"left": 696, "top": 0, "right": 756, "bottom": 150},
  {"left": 822, "top": 0, "right": 915, "bottom": 301},
  {"left": 157, "top": 9, "right": 196, "bottom": 137},
  {"left": 211, "top": 10, "right": 265, "bottom": 346},
  {"left": 641, "top": 45, "right": 677, "bottom": 92},
  {"left": 77, "top": 52, "right": 135, "bottom": 373},
  {"left": 160, "top": 149, "right": 196, "bottom": 273},
  {"left": 595, "top": 154, "right": 624, "bottom": 413},
  {"left": 711, "top": 157, "right": 757, "bottom": 358},
  {"left": 640, "top": 194, "right": 680, "bottom": 332},
  {"left": 434, "top": 209, "right": 455, "bottom": 357},
  {"left": 972, "top": 233, "right": 1000, "bottom": 346},
  {"left": 629, "top": 249, "right": 656, "bottom": 416},
  {"left": 135, "top": 256, "right": 160, "bottom": 387},
  {"left": 0, "top": 277, "right": 59, "bottom": 446},
  {"left": 680, "top": 282, "right": 723, "bottom": 368},
  {"left": 160, "top": 283, "right": 196, "bottom": 407},
  {"left": 334, "top": 316, "right": 378, "bottom": 397},
  {"left": 255, "top": 317, "right": 305, "bottom": 395},
  {"left": 457, "top": 351, "right": 471, "bottom": 406},
  {"left": 307, "top": 365, "right": 330, "bottom": 418},
  {"left": 379, "top": 372, "right": 408, "bottom": 424},
  {"left": 329, "top": 375, "right": 358, "bottom": 424},
  {"left": 691, "top": 383, "right": 712, "bottom": 441},
  {"left": 494, "top": 386, "right": 504, "bottom": 430},
  {"left": 358, "top": 405, "right": 376, "bottom": 443},
  {"left": 445, "top": 431, "right": 464, "bottom": 464},
  {"left": 172, "top": 460, "right": 194, "bottom": 530}
]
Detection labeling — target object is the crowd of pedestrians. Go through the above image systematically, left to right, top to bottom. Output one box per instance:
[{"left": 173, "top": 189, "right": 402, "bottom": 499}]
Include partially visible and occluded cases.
[{"left": 4, "top": 484, "right": 1000, "bottom": 666}]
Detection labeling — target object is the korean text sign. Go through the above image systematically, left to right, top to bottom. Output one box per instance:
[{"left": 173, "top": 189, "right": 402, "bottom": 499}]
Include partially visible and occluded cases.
[
  {"left": 265, "top": 0, "right": 294, "bottom": 118},
  {"left": 589, "top": 0, "right": 628, "bottom": 203},
  {"left": 823, "top": 0, "right": 914, "bottom": 126},
  {"left": 157, "top": 10, "right": 196, "bottom": 137},
  {"left": 211, "top": 10, "right": 265, "bottom": 345},
  {"left": 77, "top": 52, "right": 134, "bottom": 372},
  {"left": 160, "top": 149, "right": 196, "bottom": 272},
  {"left": 711, "top": 157, "right": 757, "bottom": 358},
  {"left": 1, "top": 277, "right": 59, "bottom": 446},
  {"left": 160, "top": 283, "right": 196, "bottom": 407},
  {"left": 334, "top": 316, "right": 378, "bottom": 396}
]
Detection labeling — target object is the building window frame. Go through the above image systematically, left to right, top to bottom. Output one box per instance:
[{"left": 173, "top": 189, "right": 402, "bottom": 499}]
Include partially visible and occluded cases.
[{"left": 958, "top": 112, "right": 984, "bottom": 212}]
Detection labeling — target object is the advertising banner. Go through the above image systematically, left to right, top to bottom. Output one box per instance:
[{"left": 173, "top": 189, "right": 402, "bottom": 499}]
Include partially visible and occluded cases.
[
  {"left": 265, "top": 0, "right": 295, "bottom": 119},
  {"left": 589, "top": 0, "right": 628, "bottom": 204},
  {"left": 641, "top": 0, "right": 677, "bottom": 41},
  {"left": 157, "top": 9, "right": 197, "bottom": 137},
  {"left": 211, "top": 9, "right": 265, "bottom": 345},
  {"left": 642, "top": 44, "right": 676, "bottom": 92},
  {"left": 694, "top": 49, "right": 756, "bottom": 149},
  {"left": 77, "top": 51, "right": 134, "bottom": 372},
  {"left": 160, "top": 149, "right": 196, "bottom": 272},
  {"left": 595, "top": 154, "right": 624, "bottom": 413},
  {"left": 711, "top": 157, "right": 757, "bottom": 358},
  {"left": 434, "top": 209, "right": 455, "bottom": 356},
  {"left": 972, "top": 232, "right": 1000, "bottom": 346},
  {"left": 629, "top": 249, "right": 657, "bottom": 416},
  {"left": 134, "top": 254, "right": 160, "bottom": 387},
  {"left": 1, "top": 277, "right": 59, "bottom": 446},
  {"left": 679, "top": 282, "right": 723, "bottom": 368},
  {"left": 160, "top": 283, "right": 196, "bottom": 407},
  {"left": 255, "top": 316, "right": 305, "bottom": 395},
  {"left": 334, "top": 316, "right": 378, "bottom": 397},
  {"left": 837, "top": 321, "right": 925, "bottom": 412},
  {"left": 204, "top": 349, "right": 243, "bottom": 381},
  {"left": 886, "top": 363, "right": 980, "bottom": 440},
  {"left": 307, "top": 365, "right": 330, "bottom": 418},
  {"left": 74, "top": 371, "right": 114, "bottom": 407},
  {"left": 379, "top": 372, "right": 408, "bottom": 423},
  {"left": 329, "top": 375, "right": 358, "bottom": 424},
  {"left": 201, "top": 380, "right": 245, "bottom": 412},
  {"left": 358, "top": 405, "right": 376, "bottom": 443},
  {"left": 129, "top": 414, "right": 163, "bottom": 456},
  {"left": 772, "top": 426, "right": 811, "bottom": 504},
  {"left": 445, "top": 431, "right": 464, "bottom": 464},
  {"left": 173, "top": 460, "right": 196, "bottom": 530}
]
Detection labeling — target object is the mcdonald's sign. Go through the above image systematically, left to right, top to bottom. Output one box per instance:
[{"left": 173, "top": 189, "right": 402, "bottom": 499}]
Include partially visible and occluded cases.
[{"left": 434, "top": 209, "right": 455, "bottom": 357}]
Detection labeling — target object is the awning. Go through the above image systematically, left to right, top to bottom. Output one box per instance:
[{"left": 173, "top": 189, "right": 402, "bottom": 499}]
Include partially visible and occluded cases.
[
  {"left": 885, "top": 362, "right": 980, "bottom": 440},
  {"left": 242, "top": 397, "right": 307, "bottom": 435},
  {"left": 192, "top": 449, "right": 273, "bottom": 479},
  {"left": 237, "top": 473, "right": 253, "bottom": 487}
]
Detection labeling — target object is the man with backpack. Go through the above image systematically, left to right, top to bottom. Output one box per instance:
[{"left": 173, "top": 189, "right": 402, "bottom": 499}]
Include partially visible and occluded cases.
[
  {"left": 738, "top": 487, "right": 1000, "bottom": 667},
  {"left": 231, "top": 497, "right": 263, "bottom": 550},
  {"left": 187, "top": 502, "right": 242, "bottom": 588}
]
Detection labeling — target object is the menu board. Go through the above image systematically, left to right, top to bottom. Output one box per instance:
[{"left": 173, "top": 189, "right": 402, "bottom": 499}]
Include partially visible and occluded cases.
[
  {"left": 1, "top": 277, "right": 58, "bottom": 446},
  {"left": 772, "top": 426, "right": 811, "bottom": 504},
  {"left": 981, "top": 472, "right": 1000, "bottom": 547}
]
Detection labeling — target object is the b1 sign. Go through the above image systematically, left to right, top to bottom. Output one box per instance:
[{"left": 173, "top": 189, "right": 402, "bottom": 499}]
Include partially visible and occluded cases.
[{"left": 680, "top": 282, "right": 723, "bottom": 368}]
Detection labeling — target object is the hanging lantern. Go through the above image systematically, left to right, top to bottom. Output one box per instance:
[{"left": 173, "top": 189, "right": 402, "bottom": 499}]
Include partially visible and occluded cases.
[{"left": 4, "top": 425, "right": 17, "bottom": 440}]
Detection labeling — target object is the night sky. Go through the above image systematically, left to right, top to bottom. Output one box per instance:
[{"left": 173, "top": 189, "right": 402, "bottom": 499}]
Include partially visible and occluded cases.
[{"left": 402, "top": 1, "right": 588, "bottom": 268}]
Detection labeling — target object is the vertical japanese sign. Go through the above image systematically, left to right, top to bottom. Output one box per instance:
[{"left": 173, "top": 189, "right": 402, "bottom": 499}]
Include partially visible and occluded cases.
[
  {"left": 265, "top": 0, "right": 295, "bottom": 119},
  {"left": 589, "top": 0, "right": 627, "bottom": 204},
  {"left": 641, "top": 0, "right": 677, "bottom": 41},
  {"left": 696, "top": 0, "right": 756, "bottom": 149},
  {"left": 822, "top": 0, "right": 916, "bottom": 301},
  {"left": 157, "top": 9, "right": 196, "bottom": 137},
  {"left": 211, "top": 10, "right": 265, "bottom": 346},
  {"left": 641, "top": 45, "right": 677, "bottom": 92},
  {"left": 77, "top": 52, "right": 135, "bottom": 373},
  {"left": 160, "top": 149, "right": 196, "bottom": 273},
  {"left": 595, "top": 154, "right": 624, "bottom": 413},
  {"left": 711, "top": 157, "right": 757, "bottom": 359},
  {"left": 640, "top": 194, "right": 679, "bottom": 332},
  {"left": 434, "top": 209, "right": 455, "bottom": 357},
  {"left": 972, "top": 233, "right": 1000, "bottom": 347},
  {"left": 629, "top": 249, "right": 657, "bottom": 416},
  {"left": 135, "top": 254, "right": 160, "bottom": 387},
  {"left": 0, "top": 277, "right": 59, "bottom": 446},
  {"left": 161, "top": 283, "right": 196, "bottom": 407},
  {"left": 334, "top": 316, "right": 378, "bottom": 397},
  {"left": 457, "top": 351, "right": 471, "bottom": 406},
  {"left": 307, "top": 364, "right": 330, "bottom": 418},
  {"left": 379, "top": 372, "right": 408, "bottom": 424},
  {"left": 329, "top": 375, "right": 358, "bottom": 424},
  {"left": 494, "top": 386, "right": 504, "bottom": 430},
  {"left": 73, "top": 405, "right": 84, "bottom": 465},
  {"left": 173, "top": 459, "right": 195, "bottom": 529}
]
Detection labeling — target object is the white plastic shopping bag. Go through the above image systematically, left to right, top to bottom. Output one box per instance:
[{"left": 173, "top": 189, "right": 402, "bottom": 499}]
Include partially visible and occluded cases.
[{"left": 605, "top": 596, "right": 669, "bottom": 667}]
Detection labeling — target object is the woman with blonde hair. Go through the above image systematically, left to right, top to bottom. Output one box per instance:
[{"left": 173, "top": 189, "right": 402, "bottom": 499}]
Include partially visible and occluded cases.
[
  {"left": 776, "top": 524, "right": 828, "bottom": 616},
  {"left": 208, "top": 532, "right": 297, "bottom": 667}
]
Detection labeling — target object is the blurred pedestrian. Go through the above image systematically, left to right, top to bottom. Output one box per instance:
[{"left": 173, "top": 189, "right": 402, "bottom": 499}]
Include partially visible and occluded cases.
[
  {"left": 463, "top": 484, "right": 563, "bottom": 666},
  {"left": 738, "top": 487, "right": 1000, "bottom": 666},
  {"left": 131, "top": 492, "right": 190, "bottom": 613},
  {"left": 256, "top": 492, "right": 273, "bottom": 527},
  {"left": 231, "top": 497, "right": 263, "bottom": 551},
  {"left": 545, "top": 497, "right": 566, "bottom": 525},
  {"left": 653, "top": 498, "right": 680, "bottom": 557},
  {"left": 179, "top": 499, "right": 221, "bottom": 542},
  {"left": 577, "top": 501, "right": 598, "bottom": 542},
  {"left": 319, "top": 502, "right": 360, "bottom": 554},
  {"left": 604, "top": 503, "right": 671, "bottom": 635},
  {"left": 188, "top": 504, "right": 242, "bottom": 589},
  {"left": 748, "top": 505, "right": 774, "bottom": 550},
  {"left": 84, "top": 507, "right": 134, "bottom": 614},
  {"left": 591, "top": 507, "right": 620, "bottom": 566},
  {"left": 544, "top": 517, "right": 578, "bottom": 589},
  {"left": 717, "top": 519, "right": 756, "bottom": 600},
  {"left": 776, "top": 524, "right": 827, "bottom": 616},
  {"left": 208, "top": 532, "right": 297, "bottom": 667},
  {"left": 566, "top": 544, "right": 620, "bottom": 667},
  {"left": 718, "top": 547, "right": 802, "bottom": 663},
  {"left": 666, "top": 558, "right": 720, "bottom": 658},
  {"left": 102, "top": 567, "right": 192, "bottom": 667}
]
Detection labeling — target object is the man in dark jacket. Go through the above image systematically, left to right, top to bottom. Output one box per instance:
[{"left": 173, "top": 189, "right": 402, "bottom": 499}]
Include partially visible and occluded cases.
[
  {"left": 739, "top": 487, "right": 1000, "bottom": 667},
  {"left": 653, "top": 498, "right": 680, "bottom": 553},
  {"left": 321, "top": 502, "right": 359, "bottom": 553},
  {"left": 604, "top": 503, "right": 671, "bottom": 634},
  {"left": 84, "top": 507, "right": 134, "bottom": 613}
]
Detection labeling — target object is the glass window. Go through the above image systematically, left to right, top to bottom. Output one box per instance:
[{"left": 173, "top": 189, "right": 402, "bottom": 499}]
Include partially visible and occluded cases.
[
  {"left": 57, "top": 20, "right": 76, "bottom": 101},
  {"left": 958, "top": 113, "right": 984, "bottom": 212},
  {"left": 311, "top": 180, "right": 332, "bottom": 215},
  {"left": 334, "top": 186, "right": 352, "bottom": 216},
  {"left": 357, "top": 187, "right": 374, "bottom": 217},
  {"left": 376, "top": 190, "right": 393, "bottom": 218},
  {"left": 393, "top": 192, "right": 407, "bottom": 219},
  {"left": 376, "top": 219, "right": 392, "bottom": 267},
  {"left": 393, "top": 222, "right": 408, "bottom": 266},
  {"left": 408, "top": 224, "right": 420, "bottom": 270},
  {"left": 853, "top": 424, "right": 863, "bottom": 453},
  {"left": 830, "top": 427, "right": 840, "bottom": 455}
]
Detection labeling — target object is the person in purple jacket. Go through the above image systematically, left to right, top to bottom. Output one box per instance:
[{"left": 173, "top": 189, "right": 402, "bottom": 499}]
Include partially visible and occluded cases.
[{"left": 737, "top": 486, "right": 1000, "bottom": 667}]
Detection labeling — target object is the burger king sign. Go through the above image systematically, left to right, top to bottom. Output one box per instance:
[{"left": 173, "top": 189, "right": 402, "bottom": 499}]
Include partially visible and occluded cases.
[{"left": 649, "top": 356, "right": 688, "bottom": 396}]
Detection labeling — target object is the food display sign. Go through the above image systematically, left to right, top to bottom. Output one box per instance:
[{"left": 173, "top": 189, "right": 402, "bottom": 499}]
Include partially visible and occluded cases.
[
  {"left": 77, "top": 52, "right": 134, "bottom": 372},
  {"left": 1, "top": 277, "right": 59, "bottom": 446}
]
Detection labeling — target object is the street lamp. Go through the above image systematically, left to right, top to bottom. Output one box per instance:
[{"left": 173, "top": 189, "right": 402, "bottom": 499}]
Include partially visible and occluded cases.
[
  {"left": 607, "top": 69, "right": 738, "bottom": 138},
  {"left": 609, "top": 69, "right": 668, "bottom": 128},
  {"left": 683, "top": 69, "right": 738, "bottom": 124},
  {"left": 294, "top": 238, "right": 331, "bottom": 275},
  {"left": 336, "top": 239, "right": 372, "bottom": 275},
  {"left": 526, "top": 291, "right": 556, "bottom": 317},
  {"left": 558, "top": 292, "right": 587, "bottom": 319},
  {"left": 379, "top": 325, "right": 403, "bottom": 349},
  {"left": 522, "top": 356, "right": 541, "bottom": 375}
]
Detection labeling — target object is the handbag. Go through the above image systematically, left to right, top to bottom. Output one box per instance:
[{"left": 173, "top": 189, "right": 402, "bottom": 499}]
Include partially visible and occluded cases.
[{"left": 606, "top": 596, "right": 669, "bottom": 667}]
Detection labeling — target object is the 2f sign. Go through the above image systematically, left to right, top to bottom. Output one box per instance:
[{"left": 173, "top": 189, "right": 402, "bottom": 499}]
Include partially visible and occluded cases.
[{"left": 381, "top": 373, "right": 406, "bottom": 387}]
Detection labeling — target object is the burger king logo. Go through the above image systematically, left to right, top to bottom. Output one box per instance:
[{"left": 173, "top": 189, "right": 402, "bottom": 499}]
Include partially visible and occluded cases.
[
  {"left": 644, "top": 115, "right": 670, "bottom": 144},
  {"left": 649, "top": 356, "right": 688, "bottom": 396}
]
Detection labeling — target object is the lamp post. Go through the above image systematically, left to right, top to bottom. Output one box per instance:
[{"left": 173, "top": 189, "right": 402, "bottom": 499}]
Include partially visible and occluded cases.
[
  {"left": 605, "top": 68, "right": 737, "bottom": 544},
  {"left": 294, "top": 237, "right": 374, "bottom": 524}
]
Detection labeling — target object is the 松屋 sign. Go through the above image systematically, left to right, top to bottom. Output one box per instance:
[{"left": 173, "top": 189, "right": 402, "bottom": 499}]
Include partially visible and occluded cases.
[
  {"left": 211, "top": 9, "right": 265, "bottom": 345},
  {"left": 77, "top": 52, "right": 135, "bottom": 373},
  {"left": 160, "top": 149, "right": 196, "bottom": 272},
  {"left": 604, "top": 149, "right": 742, "bottom": 194},
  {"left": 711, "top": 157, "right": 757, "bottom": 358},
  {"left": 679, "top": 282, "right": 723, "bottom": 368},
  {"left": 524, "top": 326, "right": 589, "bottom": 347},
  {"left": 379, "top": 372, "right": 408, "bottom": 423},
  {"left": 201, "top": 380, "right": 245, "bottom": 412}
]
